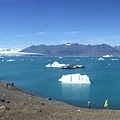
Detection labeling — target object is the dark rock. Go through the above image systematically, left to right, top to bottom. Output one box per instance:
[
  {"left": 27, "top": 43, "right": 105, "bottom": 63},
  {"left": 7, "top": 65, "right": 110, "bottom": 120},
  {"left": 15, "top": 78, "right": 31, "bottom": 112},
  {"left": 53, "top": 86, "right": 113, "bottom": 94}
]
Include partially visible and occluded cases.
[
  {"left": 0, "top": 98, "right": 5, "bottom": 102},
  {"left": 47, "top": 98, "right": 51, "bottom": 100},
  {"left": 6, "top": 101, "right": 10, "bottom": 103},
  {"left": 41, "top": 103, "right": 44, "bottom": 105},
  {"left": 5, "top": 107, "right": 9, "bottom": 110},
  {"left": 40, "top": 109, "right": 42, "bottom": 112}
]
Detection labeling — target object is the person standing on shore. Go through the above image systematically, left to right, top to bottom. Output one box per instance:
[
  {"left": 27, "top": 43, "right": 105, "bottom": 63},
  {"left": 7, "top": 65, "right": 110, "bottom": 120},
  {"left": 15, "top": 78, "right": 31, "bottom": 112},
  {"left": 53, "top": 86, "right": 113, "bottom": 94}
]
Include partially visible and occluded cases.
[
  {"left": 104, "top": 99, "right": 109, "bottom": 109},
  {"left": 88, "top": 100, "right": 91, "bottom": 109}
]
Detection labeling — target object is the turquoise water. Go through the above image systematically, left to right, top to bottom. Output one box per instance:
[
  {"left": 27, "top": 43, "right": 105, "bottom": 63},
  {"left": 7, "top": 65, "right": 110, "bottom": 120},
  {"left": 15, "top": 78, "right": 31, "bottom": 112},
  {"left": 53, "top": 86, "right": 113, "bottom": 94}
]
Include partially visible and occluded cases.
[{"left": 0, "top": 56, "right": 120, "bottom": 109}]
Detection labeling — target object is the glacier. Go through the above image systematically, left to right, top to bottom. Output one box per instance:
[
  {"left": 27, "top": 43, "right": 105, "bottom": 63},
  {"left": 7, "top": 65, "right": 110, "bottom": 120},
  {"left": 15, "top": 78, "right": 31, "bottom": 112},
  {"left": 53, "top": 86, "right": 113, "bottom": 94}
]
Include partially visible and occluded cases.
[
  {"left": 0, "top": 48, "right": 39, "bottom": 56},
  {"left": 59, "top": 73, "right": 91, "bottom": 84}
]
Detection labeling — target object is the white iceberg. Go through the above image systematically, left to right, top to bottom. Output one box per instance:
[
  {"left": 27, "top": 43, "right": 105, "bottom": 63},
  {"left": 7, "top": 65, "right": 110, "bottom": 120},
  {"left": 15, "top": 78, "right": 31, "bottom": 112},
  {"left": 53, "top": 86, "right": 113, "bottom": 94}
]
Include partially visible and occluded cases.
[
  {"left": 103, "top": 55, "right": 113, "bottom": 57},
  {"left": 98, "top": 57, "right": 104, "bottom": 61},
  {"left": 7, "top": 59, "right": 15, "bottom": 62},
  {"left": 111, "top": 59, "right": 119, "bottom": 61},
  {"left": 45, "top": 61, "right": 68, "bottom": 68},
  {"left": 45, "top": 61, "right": 85, "bottom": 69},
  {"left": 59, "top": 73, "right": 91, "bottom": 84}
]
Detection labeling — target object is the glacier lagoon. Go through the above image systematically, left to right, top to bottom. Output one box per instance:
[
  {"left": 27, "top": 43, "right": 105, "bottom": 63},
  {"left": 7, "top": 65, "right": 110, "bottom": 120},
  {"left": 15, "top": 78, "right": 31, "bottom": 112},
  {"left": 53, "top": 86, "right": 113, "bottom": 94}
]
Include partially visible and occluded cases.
[{"left": 0, "top": 56, "right": 120, "bottom": 109}]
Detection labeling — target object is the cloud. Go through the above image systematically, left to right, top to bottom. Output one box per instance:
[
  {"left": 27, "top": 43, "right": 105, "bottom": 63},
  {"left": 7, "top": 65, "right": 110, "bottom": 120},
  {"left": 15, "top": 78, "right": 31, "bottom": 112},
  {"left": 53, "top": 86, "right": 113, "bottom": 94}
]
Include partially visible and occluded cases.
[
  {"left": 13, "top": 31, "right": 48, "bottom": 38},
  {"left": 36, "top": 31, "right": 48, "bottom": 35},
  {"left": 65, "top": 31, "right": 82, "bottom": 34},
  {"left": 13, "top": 34, "right": 32, "bottom": 37},
  {"left": 89, "top": 35, "right": 120, "bottom": 45},
  {"left": 106, "top": 35, "right": 120, "bottom": 39},
  {"left": 90, "top": 39, "right": 103, "bottom": 44},
  {"left": 11, "top": 40, "right": 39, "bottom": 50}
]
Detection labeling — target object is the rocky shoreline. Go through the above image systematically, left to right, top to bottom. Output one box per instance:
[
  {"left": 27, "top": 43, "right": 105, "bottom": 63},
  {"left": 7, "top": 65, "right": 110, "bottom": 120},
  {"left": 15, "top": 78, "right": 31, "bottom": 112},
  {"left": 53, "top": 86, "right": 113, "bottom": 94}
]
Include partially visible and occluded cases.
[{"left": 0, "top": 81, "right": 120, "bottom": 120}]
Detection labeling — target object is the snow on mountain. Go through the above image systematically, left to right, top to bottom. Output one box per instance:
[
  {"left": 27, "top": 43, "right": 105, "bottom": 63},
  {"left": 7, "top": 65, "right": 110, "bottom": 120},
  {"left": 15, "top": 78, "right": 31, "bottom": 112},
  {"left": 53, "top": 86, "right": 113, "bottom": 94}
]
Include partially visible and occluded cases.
[{"left": 65, "top": 43, "right": 72, "bottom": 46}]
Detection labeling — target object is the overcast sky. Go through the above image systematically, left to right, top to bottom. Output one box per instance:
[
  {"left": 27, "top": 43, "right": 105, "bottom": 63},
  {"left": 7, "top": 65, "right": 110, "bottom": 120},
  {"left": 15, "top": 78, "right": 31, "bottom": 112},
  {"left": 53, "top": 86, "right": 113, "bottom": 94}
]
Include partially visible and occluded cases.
[{"left": 0, "top": 0, "right": 120, "bottom": 49}]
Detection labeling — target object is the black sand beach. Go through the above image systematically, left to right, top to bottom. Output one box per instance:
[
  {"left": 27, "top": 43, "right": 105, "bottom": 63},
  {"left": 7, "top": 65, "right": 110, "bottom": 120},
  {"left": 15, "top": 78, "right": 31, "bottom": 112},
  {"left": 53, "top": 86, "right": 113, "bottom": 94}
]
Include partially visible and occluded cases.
[{"left": 0, "top": 81, "right": 120, "bottom": 120}]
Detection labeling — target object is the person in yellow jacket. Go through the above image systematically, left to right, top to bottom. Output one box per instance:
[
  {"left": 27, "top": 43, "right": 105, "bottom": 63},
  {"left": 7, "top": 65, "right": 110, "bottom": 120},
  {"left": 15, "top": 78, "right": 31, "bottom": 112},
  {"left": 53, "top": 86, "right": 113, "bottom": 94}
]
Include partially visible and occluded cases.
[{"left": 104, "top": 99, "right": 108, "bottom": 109}]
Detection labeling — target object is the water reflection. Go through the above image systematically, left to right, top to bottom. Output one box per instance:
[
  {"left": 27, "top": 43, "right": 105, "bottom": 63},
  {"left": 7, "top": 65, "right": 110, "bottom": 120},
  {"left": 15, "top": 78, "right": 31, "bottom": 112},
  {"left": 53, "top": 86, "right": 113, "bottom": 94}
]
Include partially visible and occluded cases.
[{"left": 60, "top": 83, "right": 90, "bottom": 101}]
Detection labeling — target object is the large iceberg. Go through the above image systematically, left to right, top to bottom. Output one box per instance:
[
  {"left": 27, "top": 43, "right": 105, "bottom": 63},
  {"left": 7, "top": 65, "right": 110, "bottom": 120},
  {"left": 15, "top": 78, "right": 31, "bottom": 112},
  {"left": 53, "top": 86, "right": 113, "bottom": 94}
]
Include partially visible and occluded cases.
[{"left": 59, "top": 73, "right": 91, "bottom": 84}]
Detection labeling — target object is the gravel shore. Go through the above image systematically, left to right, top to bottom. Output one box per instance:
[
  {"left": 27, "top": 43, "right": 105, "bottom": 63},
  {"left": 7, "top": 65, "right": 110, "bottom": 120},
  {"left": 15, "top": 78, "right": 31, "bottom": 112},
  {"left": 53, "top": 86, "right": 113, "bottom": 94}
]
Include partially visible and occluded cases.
[{"left": 0, "top": 81, "right": 120, "bottom": 120}]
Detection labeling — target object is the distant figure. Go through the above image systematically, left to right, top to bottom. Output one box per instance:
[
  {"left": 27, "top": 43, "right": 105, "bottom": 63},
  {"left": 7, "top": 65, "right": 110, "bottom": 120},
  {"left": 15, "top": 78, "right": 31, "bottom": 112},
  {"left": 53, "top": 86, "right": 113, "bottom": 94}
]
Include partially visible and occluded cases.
[
  {"left": 11, "top": 82, "right": 14, "bottom": 90},
  {"left": 6, "top": 83, "right": 14, "bottom": 90},
  {"left": 6, "top": 84, "right": 8, "bottom": 89},
  {"left": 104, "top": 99, "right": 109, "bottom": 109},
  {"left": 88, "top": 100, "right": 91, "bottom": 109}
]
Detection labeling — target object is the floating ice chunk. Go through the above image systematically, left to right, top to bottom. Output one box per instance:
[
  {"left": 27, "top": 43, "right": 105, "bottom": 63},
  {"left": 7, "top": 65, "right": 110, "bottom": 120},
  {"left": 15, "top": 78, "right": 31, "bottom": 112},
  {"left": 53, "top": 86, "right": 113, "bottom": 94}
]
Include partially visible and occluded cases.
[
  {"left": 103, "top": 55, "right": 113, "bottom": 57},
  {"left": 58, "top": 57, "right": 63, "bottom": 59},
  {"left": 98, "top": 57, "right": 104, "bottom": 61},
  {"left": 7, "top": 59, "right": 15, "bottom": 62},
  {"left": 75, "top": 59, "right": 80, "bottom": 61},
  {"left": 111, "top": 59, "right": 119, "bottom": 61},
  {"left": 45, "top": 61, "right": 68, "bottom": 68},
  {"left": 46, "top": 61, "right": 85, "bottom": 69},
  {"left": 59, "top": 73, "right": 91, "bottom": 84}
]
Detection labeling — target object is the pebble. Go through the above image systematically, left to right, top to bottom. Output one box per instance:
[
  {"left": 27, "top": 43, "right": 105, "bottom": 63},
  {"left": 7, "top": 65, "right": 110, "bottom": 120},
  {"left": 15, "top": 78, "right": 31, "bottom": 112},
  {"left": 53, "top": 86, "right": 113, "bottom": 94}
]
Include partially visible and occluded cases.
[
  {"left": 46, "top": 98, "right": 51, "bottom": 100},
  {"left": 0, "top": 99, "right": 5, "bottom": 102},
  {"left": 6, "top": 101, "right": 10, "bottom": 103},
  {"left": 41, "top": 103, "right": 44, "bottom": 105},
  {"left": 0, "top": 105, "right": 9, "bottom": 110},
  {"left": 0, "top": 105, "right": 6, "bottom": 110},
  {"left": 78, "top": 109, "right": 81, "bottom": 112},
  {"left": 2, "top": 117, "right": 5, "bottom": 119}
]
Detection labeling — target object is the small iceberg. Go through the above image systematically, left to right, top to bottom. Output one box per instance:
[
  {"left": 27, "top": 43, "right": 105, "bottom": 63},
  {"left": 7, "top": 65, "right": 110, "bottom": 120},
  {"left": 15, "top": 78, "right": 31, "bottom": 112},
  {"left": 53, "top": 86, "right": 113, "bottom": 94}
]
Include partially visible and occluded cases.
[
  {"left": 103, "top": 55, "right": 113, "bottom": 57},
  {"left": 58, "top": 56, "right": 63, "bottom": 59},
  {"left": 0, "top": 57, "right": 4, "bottom": 60},
  {"left": 0, "top": 57, "right": 4, "bottom": 61},
  {"left": 98, "top": 57, "right": 104, "bottom": 61},
  {"left": 7, "top": 59, "right": 15, "bottom": 62},
  {"left": 111, "top": 59, "right": 119, "bottom": 61},
  {"left": 45, "top": 61, "right": 68, "bottom": 68},
  {"left": 59, "top": 73, "right": 91, "bottom": 84}
]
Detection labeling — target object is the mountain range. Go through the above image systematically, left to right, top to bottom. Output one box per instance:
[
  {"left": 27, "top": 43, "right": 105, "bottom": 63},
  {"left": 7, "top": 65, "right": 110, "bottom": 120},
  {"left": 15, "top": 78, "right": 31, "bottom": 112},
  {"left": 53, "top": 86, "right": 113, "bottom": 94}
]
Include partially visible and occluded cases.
[{"left": 20, "top": 43, "right": 120, "bottom": 56}]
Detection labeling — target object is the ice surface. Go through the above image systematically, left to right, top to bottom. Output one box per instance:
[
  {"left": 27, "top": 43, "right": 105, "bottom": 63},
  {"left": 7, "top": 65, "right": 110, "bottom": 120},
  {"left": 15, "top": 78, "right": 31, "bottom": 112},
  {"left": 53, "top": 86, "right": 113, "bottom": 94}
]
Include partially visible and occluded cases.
[
  {"left": 45, "top": 61, "right": 68, "bottom": 68},
  {"left": 59, "top": 73, "right": 91, "bottom": 84}
]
